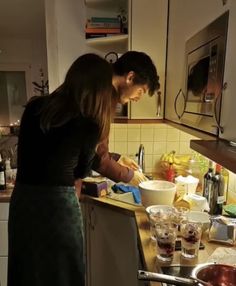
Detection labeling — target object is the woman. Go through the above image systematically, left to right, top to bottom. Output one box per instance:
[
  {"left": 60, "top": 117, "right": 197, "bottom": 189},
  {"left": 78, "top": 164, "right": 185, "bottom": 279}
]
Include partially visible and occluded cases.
[{"left": 7, "top": 53, "right": 112, "bottom": 286}]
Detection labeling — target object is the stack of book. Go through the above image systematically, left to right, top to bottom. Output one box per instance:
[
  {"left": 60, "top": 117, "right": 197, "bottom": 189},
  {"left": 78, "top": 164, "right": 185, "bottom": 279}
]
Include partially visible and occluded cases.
[{"left": 85, "top": 17, "right": 122, "bottom": 39}]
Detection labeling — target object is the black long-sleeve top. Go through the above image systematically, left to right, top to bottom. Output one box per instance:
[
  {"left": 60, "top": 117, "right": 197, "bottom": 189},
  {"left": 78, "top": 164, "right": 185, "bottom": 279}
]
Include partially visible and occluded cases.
[{"left": 16, "top": 96, "right": 99, "bottom": 186}]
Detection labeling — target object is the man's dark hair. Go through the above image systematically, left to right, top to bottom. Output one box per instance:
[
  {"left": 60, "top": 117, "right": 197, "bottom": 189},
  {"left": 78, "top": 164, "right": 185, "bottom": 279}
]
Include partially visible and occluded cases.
[{"left": 112, "top": 51, "right": 160, "bottom": 96}]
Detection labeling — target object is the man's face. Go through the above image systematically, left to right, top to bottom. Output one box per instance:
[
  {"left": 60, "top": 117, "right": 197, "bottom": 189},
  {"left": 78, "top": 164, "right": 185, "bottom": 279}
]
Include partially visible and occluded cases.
[
  {"left": 117, "top": 72, "right": 149, "bottom": 104},
  {"left": 119, "top": 84, "right": 149, "bottom": 104}
]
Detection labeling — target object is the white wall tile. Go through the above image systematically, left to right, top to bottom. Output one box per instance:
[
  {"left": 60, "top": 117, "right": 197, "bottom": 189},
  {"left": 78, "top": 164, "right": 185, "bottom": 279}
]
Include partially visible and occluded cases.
[
  {"left": 111, "top": 123, "right": 195, "bottom": 171},
  {"left": 154, "top": 123, "right": 168, "bottom": 129},
  {"left": 114, "top": 124, "right": 128, "bottom": 129},
  {"left": 127, "top": 124, "right": 141, "bottom": 129},
  {"left": 141, "top": 124, "right": 156, "bottom": 129},
  {"left": 109, "top": 127, "right": 115, "bottom": 142},
  {"left": 114, "top": 128, "right": 128, "bottom": 142},
  {"left": 141, "top": 128, "right": 154, "bottom": 141},
  {"left": 154, "top": 128, "right": 167, "bottom": 141},
  {"left": 167, "top": 128, "right": 180, "bottom": 141},
  {"left": 127, "top": 129, "right": 141, "bottom": 142},
  {"left": 109, "top": 141, "right": 114, "bottom": 153},
  {"left": 153, "top": 141, "right": 167, "bottom": 155},
  {"left": 179, "top": 141, "right": 192, "bottom": 154},
  {"left": 114, "top": 142, "right": 127, "bottom": 155},
  {"left": 127, "top": 142, "right": 140, "bottom": 157},
  {"left": 143, "top": 142, "right": 153, "bottom": 155},
  {"left": 166, "top": 142, "right": 180, "bottom": 153},
  {"left": 145, "top": 154, "right": 153, "bottom": 169}
]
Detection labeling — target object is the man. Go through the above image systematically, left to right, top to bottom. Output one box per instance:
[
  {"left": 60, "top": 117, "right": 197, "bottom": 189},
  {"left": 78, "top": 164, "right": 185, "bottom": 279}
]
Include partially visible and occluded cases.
[{"left": 92, "top": 51, "right": 160, "bottom": 186}]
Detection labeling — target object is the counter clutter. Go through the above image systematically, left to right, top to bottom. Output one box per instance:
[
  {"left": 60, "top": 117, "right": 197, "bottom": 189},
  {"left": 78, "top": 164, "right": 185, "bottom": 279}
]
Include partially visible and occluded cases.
[{"left": 80, "top": 172, "right": 236, "bottom": 285}]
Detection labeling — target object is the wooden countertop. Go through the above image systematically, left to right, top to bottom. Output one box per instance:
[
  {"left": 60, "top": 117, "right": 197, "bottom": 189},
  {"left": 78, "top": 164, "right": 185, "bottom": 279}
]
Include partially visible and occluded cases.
[
  {"left": 0, "top": 188, "right": 12, "bottom": 202},
  {"left": 81, "top": 195, "right": 233, "bottom": 286}
]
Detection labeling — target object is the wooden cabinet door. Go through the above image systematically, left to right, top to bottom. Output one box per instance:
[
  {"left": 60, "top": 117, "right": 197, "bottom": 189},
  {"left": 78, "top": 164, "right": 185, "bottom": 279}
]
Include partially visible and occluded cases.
[
  {"left": 130, "top": 0, "right": 168, "bottom": 119},
  {"left": 83, "top": 203, "right": 141, "bottom": 286}
]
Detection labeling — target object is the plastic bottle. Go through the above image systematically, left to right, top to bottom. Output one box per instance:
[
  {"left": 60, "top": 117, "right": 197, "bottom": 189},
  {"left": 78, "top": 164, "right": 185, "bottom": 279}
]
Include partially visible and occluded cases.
[
  {"left": 0, "top": 154, "right": 6, "bottom": 191},
  {"left": 5, "top": 158, "right": 13, "bottom": 188},
  {"left": 202, "top": 160, "right": 214, "bottom": 203},
  {"left": 166, "top": 163, "right": 175, "bottom": 183},
  {"left": 209, "top": 164, "right": 225, "bottom": 215},
  {"left": 221, "top": 167, "right": 229, "bottom": 205}
]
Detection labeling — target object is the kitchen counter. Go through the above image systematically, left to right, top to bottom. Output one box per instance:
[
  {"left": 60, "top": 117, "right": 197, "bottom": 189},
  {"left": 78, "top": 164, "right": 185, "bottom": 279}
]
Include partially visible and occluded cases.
[
  {"left": 2, "top": 187, "right": 233, "bottom": 285},
  {"left": 0, "top": 188, "right": 13, "bottom": 202},
  {"left": 81, "top": 195, "right": 232, "bottom": 286}
]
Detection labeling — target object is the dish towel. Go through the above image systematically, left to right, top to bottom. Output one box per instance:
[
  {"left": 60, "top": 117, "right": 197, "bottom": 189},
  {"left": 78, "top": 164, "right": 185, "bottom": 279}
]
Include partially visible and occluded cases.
[{"left": 112, "top": 184, "right": 142, "bottom": 204}]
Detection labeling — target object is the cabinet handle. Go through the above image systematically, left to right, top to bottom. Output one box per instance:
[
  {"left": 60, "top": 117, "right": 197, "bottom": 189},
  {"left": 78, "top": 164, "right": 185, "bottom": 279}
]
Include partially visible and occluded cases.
[
  {"left": 212, "top": 82, "right": 227, "bottom": 134},
  {"left": 174, "top": 88, "right": 186, "bottom": 119},
  {"left": 156, "top": 91, "right": 162, "bottom": 117}
]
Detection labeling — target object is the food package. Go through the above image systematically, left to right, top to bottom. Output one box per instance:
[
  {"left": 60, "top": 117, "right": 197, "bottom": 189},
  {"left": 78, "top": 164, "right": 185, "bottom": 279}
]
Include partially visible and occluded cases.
[
  {"left": 81, "top": 180, "right": 108, "bottom": 197},
  {"left": 208, "top": 216, "right": 236, "bottom": 245}
]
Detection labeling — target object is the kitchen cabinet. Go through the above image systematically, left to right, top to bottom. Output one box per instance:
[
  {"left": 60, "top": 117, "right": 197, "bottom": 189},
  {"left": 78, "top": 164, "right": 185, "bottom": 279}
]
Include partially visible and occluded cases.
[
  {"left": 45, "top": 0, "right": 167, "bottom": 120},
  {"left": 84, "top": 0, "right": 168, "bottom": 120},
  {"left": 85, "top": 0, "right": 129, "bottom": 55},
  {"left": 129, "top": 0, "right": 168, "bottom": 119},
  {"left": 165, "top": 0, "right": 229, "bottom": 125},
  {"left": 219, "top": 1, "right": 236, "bottom": 142},
  {"left": 81, "top": 200, "right": 144, "bottom": 286},
  {"left": 0, "top": 203, "right": 9, "bottom": 286}
]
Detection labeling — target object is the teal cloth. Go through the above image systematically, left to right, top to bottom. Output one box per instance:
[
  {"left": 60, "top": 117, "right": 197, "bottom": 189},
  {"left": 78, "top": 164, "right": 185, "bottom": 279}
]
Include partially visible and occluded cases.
[{"left": 112, "top": 184, "right": 141, "bottom": 204}]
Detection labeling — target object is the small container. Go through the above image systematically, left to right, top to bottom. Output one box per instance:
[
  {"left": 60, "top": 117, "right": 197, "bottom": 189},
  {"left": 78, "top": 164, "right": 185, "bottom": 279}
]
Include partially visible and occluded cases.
[
  {"left": 181, "top": 221, "right": 202, "bottom": 259},
  {"left": 155, "top": 222, "right": 177, "bottom": 262}
]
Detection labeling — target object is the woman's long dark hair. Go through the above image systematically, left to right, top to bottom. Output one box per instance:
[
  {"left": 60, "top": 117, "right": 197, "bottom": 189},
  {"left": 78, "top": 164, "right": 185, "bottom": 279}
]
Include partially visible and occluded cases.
[{"left": 39, "top": 53, "right": 112, "bottom": 141}]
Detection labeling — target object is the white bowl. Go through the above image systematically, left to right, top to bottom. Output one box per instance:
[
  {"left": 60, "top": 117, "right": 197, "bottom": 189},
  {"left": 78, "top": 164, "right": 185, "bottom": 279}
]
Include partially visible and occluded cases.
[
  {"left": 139, "top": 180, "right": 176, "bottom": 207},
  {"left": 186, "top": 211, "right": 210, "bottom": 232}
]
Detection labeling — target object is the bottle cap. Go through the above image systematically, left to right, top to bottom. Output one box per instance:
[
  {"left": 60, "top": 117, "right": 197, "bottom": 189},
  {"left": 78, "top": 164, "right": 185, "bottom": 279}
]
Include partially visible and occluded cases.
[{"left": 216, "top": 164, "right": 222, "bottom": 173}]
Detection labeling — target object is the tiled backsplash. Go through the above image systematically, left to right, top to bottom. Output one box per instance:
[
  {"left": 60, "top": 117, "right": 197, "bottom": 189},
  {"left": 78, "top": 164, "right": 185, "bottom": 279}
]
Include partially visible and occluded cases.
[
  {"left": 109, "top": 122, "right": 236, "bottom": 201},
  {"left": 109, "top": 123, "right": 199, "bottom": 173}
]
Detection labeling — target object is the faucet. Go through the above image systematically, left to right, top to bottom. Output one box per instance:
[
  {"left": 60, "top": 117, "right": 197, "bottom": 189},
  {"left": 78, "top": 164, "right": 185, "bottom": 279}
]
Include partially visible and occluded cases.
[{"left": 137, "top": 144, "right": 145, "bottom": 173}]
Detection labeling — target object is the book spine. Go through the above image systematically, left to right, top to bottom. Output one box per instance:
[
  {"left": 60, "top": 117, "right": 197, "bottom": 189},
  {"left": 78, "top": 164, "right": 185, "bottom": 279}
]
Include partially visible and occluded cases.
[
  {"left": 91, "top": 17, "right": 120, "bottom": 23},
  {"left": 86, "top": 21, "right": 121, "bottom": 29},
  {"left": 85, "top": 28, "right": 121, "bottom": 34},
  {"left": 85, "top": 33, "right": 121, "bottom": 39}
]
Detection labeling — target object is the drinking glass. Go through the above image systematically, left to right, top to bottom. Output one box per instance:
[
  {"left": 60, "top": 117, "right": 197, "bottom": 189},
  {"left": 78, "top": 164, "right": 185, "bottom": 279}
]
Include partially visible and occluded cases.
[
  {"left": 148, "top": 206, "right": 174, "bottom": 241},
  {"left": 172, "top": 207, "right": 189, "bottom": 236},
  {"left": 181, "top": 221, "right": 202, "bottom": 259},
  {"left": 155, "top": 222, "right": 177, "bottom": 262}
]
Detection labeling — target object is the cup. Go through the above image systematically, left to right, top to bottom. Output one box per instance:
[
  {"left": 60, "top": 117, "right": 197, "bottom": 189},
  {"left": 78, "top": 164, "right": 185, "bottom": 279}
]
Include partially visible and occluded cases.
[
  {"left": 148, "top": 206, "right": 174, "bottom": 241},
  {"left": 172, "top": 207, "right": 189, "bottom": 236},
  {"left": 181, "top": 221, "right": 202, "bottom": 259},
  {"left": 155, "top": 222, "right": 177, "bottom": 262}
]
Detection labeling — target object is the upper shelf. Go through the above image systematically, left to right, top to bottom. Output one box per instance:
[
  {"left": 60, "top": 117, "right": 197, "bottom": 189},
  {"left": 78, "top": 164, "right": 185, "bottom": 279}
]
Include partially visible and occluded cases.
[{"left": 190, "top": 139, "right": 236, "bottom": 174}]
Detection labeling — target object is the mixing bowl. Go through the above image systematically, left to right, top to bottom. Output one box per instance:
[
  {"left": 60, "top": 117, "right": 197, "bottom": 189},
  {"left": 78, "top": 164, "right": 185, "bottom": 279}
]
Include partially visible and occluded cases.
[
  {"left": 139, "top": 180, "right": 176, "bottom": 207},
  {"left": 192, "top": 263, "right": 236, "bottom": 286}
]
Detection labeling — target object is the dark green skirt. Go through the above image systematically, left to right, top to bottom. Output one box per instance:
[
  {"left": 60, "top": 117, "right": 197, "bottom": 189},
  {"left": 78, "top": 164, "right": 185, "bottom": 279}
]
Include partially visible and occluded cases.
[{"left": 8, "top": 183, "right": 85, "bottom": 286}]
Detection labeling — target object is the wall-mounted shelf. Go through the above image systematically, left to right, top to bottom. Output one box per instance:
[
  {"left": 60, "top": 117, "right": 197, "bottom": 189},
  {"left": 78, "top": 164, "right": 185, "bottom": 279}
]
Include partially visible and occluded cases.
[
  {"left": 86, "top": 34, "right": 128, "bottom": 46},
  {"left": 190, "top": 139, "right": 236, "bottom": 174}
]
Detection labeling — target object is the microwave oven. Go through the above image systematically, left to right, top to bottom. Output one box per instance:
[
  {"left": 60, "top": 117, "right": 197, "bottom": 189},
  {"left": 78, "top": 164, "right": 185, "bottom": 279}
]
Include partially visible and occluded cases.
[{"left": 176, "top": 11, "right": 229, "bottom": 135}]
